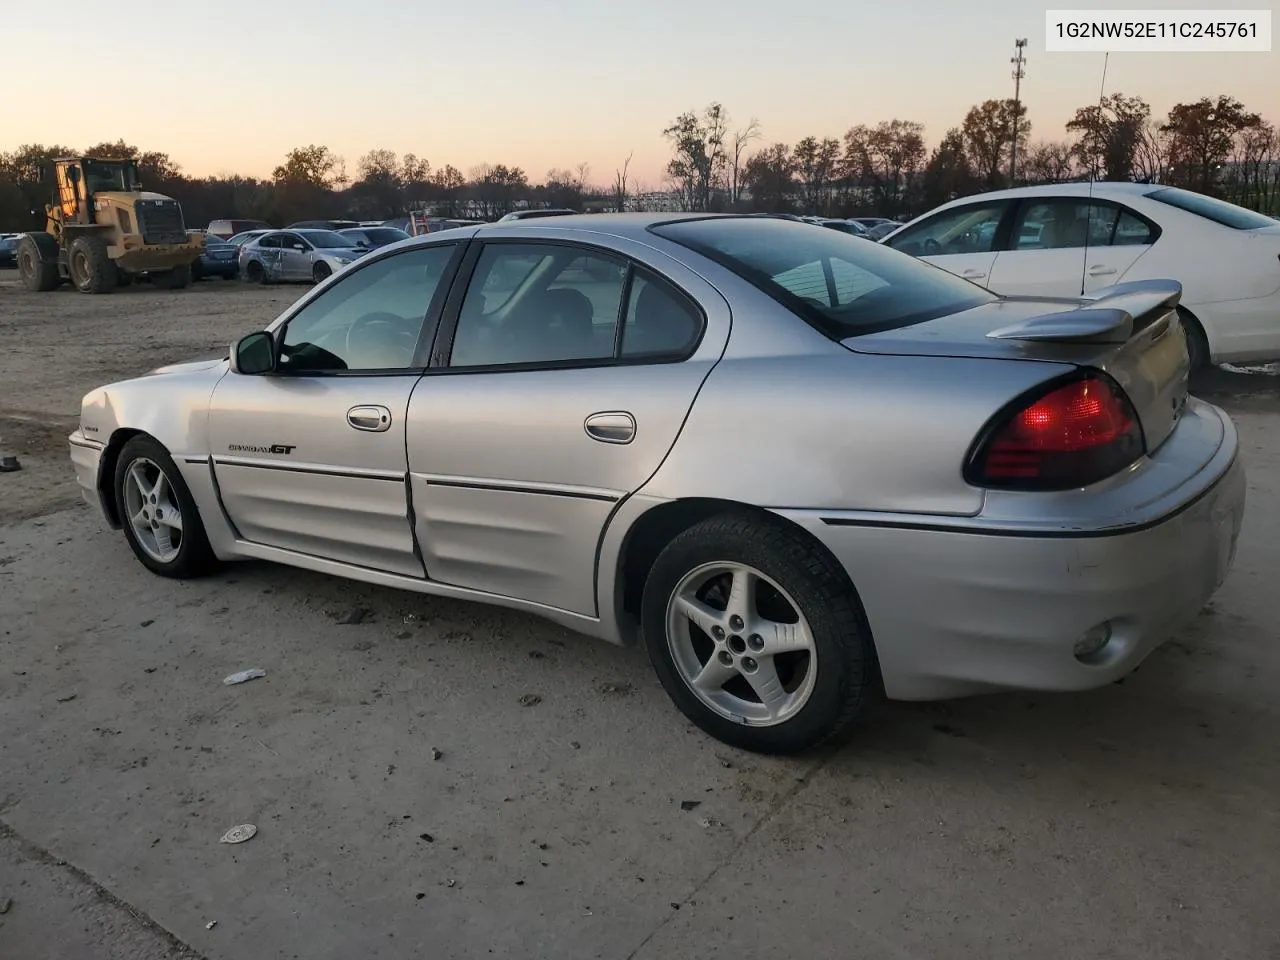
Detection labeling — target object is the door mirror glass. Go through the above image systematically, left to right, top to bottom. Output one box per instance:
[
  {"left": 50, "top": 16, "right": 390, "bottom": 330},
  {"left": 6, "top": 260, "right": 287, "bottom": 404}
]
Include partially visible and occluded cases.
[{"left": 233, "top": 331, "right": 275, "bottom": 375}]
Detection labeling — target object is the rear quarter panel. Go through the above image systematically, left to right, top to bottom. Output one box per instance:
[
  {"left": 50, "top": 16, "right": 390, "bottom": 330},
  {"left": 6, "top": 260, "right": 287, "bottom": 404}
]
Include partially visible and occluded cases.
[{"left": 642, "top": 349, "right": 1074, "bottom": 516}]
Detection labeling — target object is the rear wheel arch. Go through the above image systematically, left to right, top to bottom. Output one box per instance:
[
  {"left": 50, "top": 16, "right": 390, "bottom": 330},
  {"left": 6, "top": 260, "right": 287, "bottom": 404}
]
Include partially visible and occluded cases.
[{"left": 614, "top": 497, "right": 877, "bottom": 660}]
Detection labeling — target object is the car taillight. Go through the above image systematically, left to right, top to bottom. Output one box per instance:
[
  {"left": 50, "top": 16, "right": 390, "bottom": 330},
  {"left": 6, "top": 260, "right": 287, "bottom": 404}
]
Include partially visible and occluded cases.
[{"left": 965, "top": 372, "right": 1145, "bottom": 491}]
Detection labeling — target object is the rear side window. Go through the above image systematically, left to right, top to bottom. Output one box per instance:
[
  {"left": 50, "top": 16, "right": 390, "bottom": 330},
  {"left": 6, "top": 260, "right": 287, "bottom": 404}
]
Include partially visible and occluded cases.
[
  {"left": 1146, "top": 187, "right": 1276, "bottom": 230},
  {"left": 652, "top": 216, "right": 996, "bottom": 339}
]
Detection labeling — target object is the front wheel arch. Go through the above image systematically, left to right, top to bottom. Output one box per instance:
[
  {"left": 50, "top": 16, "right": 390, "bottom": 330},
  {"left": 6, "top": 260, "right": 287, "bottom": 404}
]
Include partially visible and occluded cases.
[{"left": 98, "top": 427, "right": 146, "bottom": 527}]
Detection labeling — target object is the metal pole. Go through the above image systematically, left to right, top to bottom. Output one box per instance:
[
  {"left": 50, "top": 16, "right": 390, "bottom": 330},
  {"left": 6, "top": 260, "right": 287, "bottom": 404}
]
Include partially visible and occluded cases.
[{"left": 1010, "top": 38, "right": 1028, "bottom": 185}]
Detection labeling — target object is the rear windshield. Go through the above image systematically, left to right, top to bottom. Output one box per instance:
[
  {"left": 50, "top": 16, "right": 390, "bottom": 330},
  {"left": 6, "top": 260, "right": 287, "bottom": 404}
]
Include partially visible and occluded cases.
[
  {"left": 1146, "top": 187, "right": 1276, "bottom": 230},
  {"left": 650, "top": 216, "right": 997, "bottom": 338}
]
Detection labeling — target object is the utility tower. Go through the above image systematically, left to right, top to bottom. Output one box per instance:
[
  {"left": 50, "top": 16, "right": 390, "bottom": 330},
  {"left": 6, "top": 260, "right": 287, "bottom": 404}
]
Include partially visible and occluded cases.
[{"left": 1010, "top": 38, "right": 1028, "bottom": 184}]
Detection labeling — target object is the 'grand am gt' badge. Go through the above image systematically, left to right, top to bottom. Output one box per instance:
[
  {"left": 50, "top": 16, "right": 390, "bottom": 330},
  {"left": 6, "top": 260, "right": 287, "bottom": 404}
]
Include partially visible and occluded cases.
[{"left": 228, "top": 443, "right": 296, "bottom": 455}]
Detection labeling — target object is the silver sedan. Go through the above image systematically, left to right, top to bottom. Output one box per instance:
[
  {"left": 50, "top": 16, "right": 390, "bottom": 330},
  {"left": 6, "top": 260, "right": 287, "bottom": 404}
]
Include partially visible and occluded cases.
[
  {"left": 68, "top": 214, "right": 1246, "bottom": 754},
  {"left": 238, "top": 228, "right": 367, "bottom": 284}
]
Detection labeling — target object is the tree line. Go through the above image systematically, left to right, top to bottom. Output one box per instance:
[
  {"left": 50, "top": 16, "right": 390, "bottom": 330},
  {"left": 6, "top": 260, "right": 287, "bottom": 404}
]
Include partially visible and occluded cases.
[
  {"left": 0, "top": 91, "right": 1275, "bottom": 231},
  {"left": 682, "top": 93, "right": 1278, "bottom": 218}
]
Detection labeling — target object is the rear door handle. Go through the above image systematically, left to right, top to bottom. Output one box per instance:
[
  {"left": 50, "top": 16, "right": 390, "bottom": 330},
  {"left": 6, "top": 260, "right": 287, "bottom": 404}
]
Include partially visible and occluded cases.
[
  {"left": 1088, "top": 265, "right": 1117, "bottom": 276},
  {"left": 961, "top": 269, "right": 986, "bottom": 279},
  {"left": 347, "top": 405, "right": 392, "bottom": 432},
  {"left": 584, "top": 411, "right": 636, "bottom": 444}
]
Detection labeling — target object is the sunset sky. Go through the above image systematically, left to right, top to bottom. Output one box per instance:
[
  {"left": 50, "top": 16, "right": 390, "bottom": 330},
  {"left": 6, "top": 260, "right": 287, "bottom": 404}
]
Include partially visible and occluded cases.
[{"left": 5, "top": 0, "right": 1276, "bottom": 188}]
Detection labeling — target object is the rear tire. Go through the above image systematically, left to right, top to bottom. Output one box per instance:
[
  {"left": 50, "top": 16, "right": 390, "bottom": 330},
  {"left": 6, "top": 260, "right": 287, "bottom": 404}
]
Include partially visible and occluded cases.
[
  {"left": 68, "top": 234, "right": 117, "bottom": 294},
  {"left": 16, "top": 235, "right": 59, "bottom": 292},
  {"left": 246, "top": 259, "right": 265, "bottom": 284},
  {"left": 154, "top": 264, "right": 192, "bottom": 290},
  {"left": 1179, "top": 308, "right": 1211, "bottom": 371},
  {"left": 113, "top": 435, "right": 217, "bottom": 579},
  {"left": 641, "top": 512, "right": 874, "bottom": 755}
]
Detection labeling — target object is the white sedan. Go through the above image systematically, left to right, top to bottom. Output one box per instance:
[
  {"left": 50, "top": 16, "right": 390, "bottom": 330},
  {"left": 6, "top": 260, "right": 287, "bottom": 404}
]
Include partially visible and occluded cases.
[{"left": 881, "top": 183, "right": 1280, "bottom": 368}]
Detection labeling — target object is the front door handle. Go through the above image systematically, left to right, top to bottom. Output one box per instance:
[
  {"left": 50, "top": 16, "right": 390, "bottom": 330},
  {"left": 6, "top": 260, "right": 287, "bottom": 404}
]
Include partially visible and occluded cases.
[
  {"left": 1088, "top": 265, "right": 1117, "bottom": 276},
  {"left": 961, "top": 269, "right": 986, "bottom": 279},
  {"left": 347, "top": 405, "right": 392, "bottom": 432},
  {"left": 584, "top": 411, "right": 636, "bottom": 444}
]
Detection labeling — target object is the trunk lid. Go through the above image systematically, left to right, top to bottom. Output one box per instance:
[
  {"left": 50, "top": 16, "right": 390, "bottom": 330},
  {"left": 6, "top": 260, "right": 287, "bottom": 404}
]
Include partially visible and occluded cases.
[{"left": 844, "top": 279, "right": 1191, "bottom": 453}]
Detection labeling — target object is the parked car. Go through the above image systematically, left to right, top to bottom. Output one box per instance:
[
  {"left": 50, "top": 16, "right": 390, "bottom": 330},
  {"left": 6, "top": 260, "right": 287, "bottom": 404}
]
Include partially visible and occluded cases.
[
  {"left": 881, "top": 182, "right": 1280, "bottom": 368},
  {"left": 497, "top": 208, "right": 577, "bottom": 222},
  {"left": 68, "top": 213, "right": 1244, "bottom": 755},
  {"left": 381, "top": 216, "right": 485, "bottom": 235},
  {"left": 849, "top": 217, "right": 895, "bottom": 231},
  {"left": 812, "top": 218, "right": 868, "bottom": 237},
  {"left": 207, "top": 219, "right": 271, "bottom": 240},
  {"left": 287, "top": 219, "right": 360, "bottom": 231},
  {"left": 864, "top": 221, "right": 903, "bottom": 241},
  {"left": 338, "top": 226, "right": 411, "bottom": 250},
  {"left": 226, "top": 229, "right": 273, "bottom": 247},
  {"left": 238, "top": 229, "right": 368, "bottom": 284},
  {"left": 0, "top": 233, "right": 19, "bottom": 268},
  {"left": 192, "top": 234, "right": 240, "bottom": 281}
]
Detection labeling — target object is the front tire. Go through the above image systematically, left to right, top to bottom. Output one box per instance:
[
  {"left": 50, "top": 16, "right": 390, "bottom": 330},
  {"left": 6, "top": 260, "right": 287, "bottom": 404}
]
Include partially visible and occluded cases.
[
  {"left": 68, "top": 234, "right": 117, "bottom": 293},
  {"left": 312, "top": 261, "right": 332, "bottom": 284},
  {"left": 113, "top": 436, "right": 216, "bottom": 579},
  {"left": 641, "top": 512, "right": 874, "bottom": 755}
]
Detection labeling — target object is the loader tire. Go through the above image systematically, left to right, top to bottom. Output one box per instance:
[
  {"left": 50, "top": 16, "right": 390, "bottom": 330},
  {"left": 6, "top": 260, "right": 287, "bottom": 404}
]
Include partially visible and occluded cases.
[
  {"left": 68, "top": 234, "right": 118, "bottom": 294},
  {"left": 17, "top": 235, "right": 59, "bottom": 292},
  {"left": 154, "top": 264, "right": 192, "bottom": 290}
]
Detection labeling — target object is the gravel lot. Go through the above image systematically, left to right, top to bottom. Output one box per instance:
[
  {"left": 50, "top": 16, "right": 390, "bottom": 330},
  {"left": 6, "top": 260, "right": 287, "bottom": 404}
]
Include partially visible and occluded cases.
[{"left": 1, "top": 275, "right": 1279, "bottom": 959}]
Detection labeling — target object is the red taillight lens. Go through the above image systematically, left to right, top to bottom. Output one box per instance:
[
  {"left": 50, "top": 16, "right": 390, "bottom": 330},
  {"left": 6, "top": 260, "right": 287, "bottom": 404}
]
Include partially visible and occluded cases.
[{"left": 966, "top": 373, "right": 1145, "bottom": 490}]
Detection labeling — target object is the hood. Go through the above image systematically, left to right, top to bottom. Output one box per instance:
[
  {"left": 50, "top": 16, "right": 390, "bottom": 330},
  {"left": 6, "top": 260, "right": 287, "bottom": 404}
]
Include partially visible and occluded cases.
[
  {"left": 317, "top": 247, "right": 365, "bottom": 260},
  {"left": 146, "top": 356, "right": 227, "bottom": 376}
]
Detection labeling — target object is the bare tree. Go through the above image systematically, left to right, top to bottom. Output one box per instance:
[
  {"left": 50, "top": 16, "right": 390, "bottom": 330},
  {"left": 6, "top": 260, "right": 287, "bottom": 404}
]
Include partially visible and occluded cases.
[
  {"left": 663, "top": 103, "right": 729, "bottom": 211},
  {"left": 730, "top": 117, "right": 762, "bottom": 209},
  {"left": 613, "top": 151, "right": 633, "bottom": 212},
  {"left": 574, "top": 162, "right": 591, "bottom": 198}
]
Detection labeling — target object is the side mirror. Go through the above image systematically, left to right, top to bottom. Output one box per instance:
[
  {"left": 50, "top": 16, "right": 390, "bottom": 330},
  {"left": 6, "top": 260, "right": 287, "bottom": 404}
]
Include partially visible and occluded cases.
[{"left": 230, "top": 331, "right": 275, "bottom": 375}]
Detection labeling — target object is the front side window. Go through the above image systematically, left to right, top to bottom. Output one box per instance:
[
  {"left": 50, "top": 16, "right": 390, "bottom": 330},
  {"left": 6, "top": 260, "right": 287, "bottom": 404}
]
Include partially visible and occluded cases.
[
  {"left": 883, "top": 201, "right": 1008, "bottom": 256},
  {"left": 652, "top": 216, "right": 995, "bottom": 339},
  {"left": 449, "top": 244, "right": 703, "bottom": 368},
  {"left": 276, "top": 245, "right": 455, "bottom": 373}
]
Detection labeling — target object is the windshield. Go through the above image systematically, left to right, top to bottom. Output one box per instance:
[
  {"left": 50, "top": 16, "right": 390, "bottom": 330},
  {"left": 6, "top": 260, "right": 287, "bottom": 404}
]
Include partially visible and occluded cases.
[
  {"left": 82, "top": 159, "right": 137, "bottom": 193},
  {"left": 1146, "top": 187, "right": 1276, "bottom": 230},
  {"left": 651, "top": 216, "right": 997, "bottom": 339},
  {"left": 299, "top": 229, "right": 357, "bottom": 248}
]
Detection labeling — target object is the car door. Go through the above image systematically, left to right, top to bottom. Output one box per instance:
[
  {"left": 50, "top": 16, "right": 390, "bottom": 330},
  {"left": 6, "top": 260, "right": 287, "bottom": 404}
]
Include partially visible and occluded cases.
[
  {"left": 881, "top": 199, "right": 1012, "bottom": 287},
  {"left": 985, "top": 199, "right": 1158, "bottom": 297},
  {"left": 1080, "top": 204, "right": 1159, "bottom": 294},
  {"left": 251, "top": 232, "right": 283, "bottom": 278},
  {"left": 277, "top": 232, "right": 313, "bottom": 280},
  {"left": 404, "top": 237, "right": 729, "bottom": 617},
  {"left": 205, "top": 242, "right": 463, "bottom": 576}
]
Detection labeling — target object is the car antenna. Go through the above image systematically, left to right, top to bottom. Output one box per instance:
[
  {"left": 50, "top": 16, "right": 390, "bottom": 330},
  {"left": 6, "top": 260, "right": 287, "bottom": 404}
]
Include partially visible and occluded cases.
[{"left": 1081, "top": 50, "right": 1110, "bottom": 296}]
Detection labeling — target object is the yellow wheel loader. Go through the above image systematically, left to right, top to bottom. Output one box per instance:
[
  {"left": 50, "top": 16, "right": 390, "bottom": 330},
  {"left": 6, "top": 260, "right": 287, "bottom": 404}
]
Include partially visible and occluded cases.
[{"left": 15, "top": 157, "right": 204, "bottom": 294}]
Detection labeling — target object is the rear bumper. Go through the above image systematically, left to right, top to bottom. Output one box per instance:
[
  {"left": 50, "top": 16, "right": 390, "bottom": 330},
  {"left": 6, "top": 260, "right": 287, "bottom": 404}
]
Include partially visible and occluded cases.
[{"left": 787, "top": 400, "right": 1246, "bottom": 700}]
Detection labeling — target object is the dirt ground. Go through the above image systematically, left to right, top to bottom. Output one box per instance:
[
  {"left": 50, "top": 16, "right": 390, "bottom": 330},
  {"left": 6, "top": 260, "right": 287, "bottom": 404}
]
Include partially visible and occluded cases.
[{"left": 1, "top": 273, "right": 1279, "bottom": 959}]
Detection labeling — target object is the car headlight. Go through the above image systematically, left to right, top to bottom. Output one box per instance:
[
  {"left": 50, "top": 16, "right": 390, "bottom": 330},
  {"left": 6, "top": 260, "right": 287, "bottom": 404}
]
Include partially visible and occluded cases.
[{"left": 333, "top": 257, "right": 351, "bottom": 265}]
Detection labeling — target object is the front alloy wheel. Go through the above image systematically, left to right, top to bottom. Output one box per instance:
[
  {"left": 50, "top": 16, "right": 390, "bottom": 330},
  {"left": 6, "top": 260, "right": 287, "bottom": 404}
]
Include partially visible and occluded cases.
[
  {"left": 113, "top": 436, "right": 216, "bottom": 578},
  {"left": 122, "top": 456, "right": 184, "bottom": 564}
]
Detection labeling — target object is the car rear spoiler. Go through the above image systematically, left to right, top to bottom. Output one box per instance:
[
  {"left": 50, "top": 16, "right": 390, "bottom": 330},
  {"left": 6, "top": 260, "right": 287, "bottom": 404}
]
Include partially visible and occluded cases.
[{"left": 986, "top": 279, "right": 1182, "bottom": 344}]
